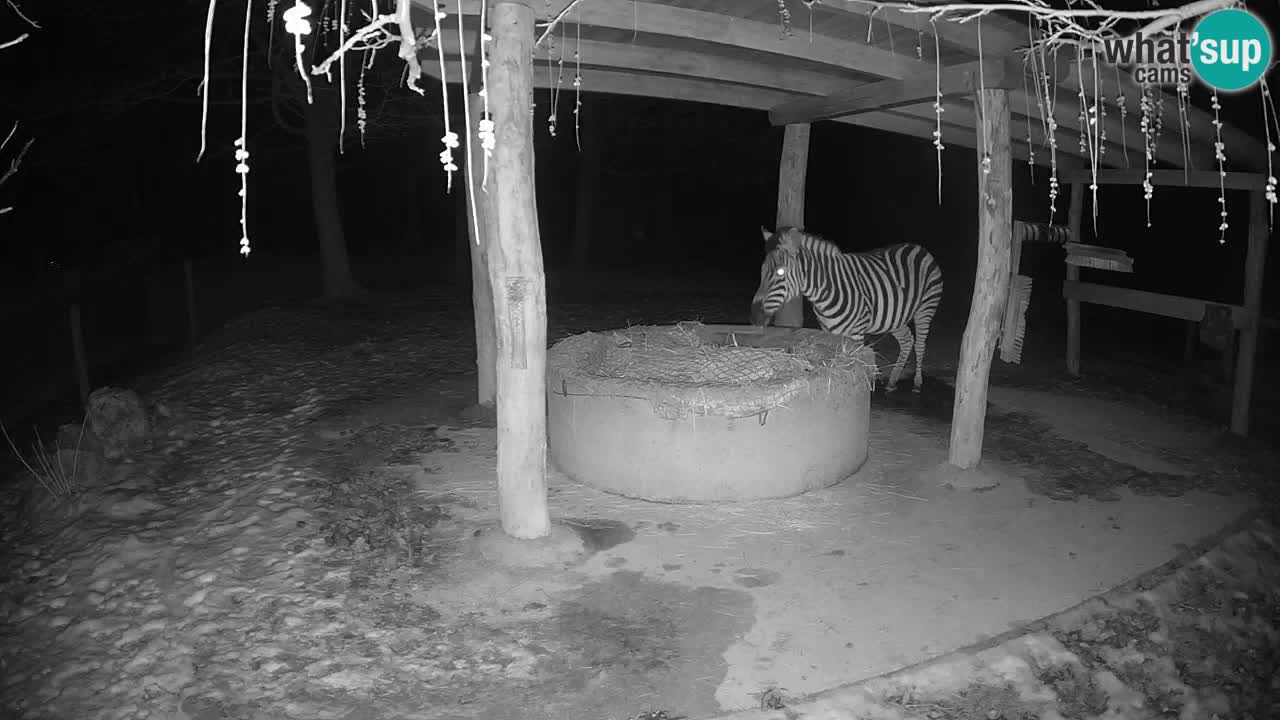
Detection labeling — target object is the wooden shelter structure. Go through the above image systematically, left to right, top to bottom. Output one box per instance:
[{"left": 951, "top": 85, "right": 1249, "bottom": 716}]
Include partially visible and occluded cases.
[{"left": 416, "top": 0, "right": 1272, "bottom": 538}]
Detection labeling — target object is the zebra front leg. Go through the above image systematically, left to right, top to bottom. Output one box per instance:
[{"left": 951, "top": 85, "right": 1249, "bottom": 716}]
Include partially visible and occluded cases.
[{"left": 886, "top": 327, "right": 914, "bottom": 392}]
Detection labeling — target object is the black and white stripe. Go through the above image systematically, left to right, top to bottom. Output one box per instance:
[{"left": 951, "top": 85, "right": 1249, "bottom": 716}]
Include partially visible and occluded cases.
[{"left": 750, "top": 226, "right": 945, "bottom": 393}]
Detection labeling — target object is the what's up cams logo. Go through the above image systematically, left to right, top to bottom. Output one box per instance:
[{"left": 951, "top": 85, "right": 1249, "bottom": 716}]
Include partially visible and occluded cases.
[{"left": 1098, "top": 8, "right": 1272, "bottom": 92}]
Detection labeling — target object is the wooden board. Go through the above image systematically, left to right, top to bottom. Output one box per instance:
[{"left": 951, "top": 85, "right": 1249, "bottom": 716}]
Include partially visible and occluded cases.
[
  {"left": 769, "top": 56, "right": 1023, "bottom": 125},
  {"left": 1231, "top": 190, "right": 1270, "bottom": 436},
  {"left": 1063, "top": 279, "right": 1247, "bottom": 326}
]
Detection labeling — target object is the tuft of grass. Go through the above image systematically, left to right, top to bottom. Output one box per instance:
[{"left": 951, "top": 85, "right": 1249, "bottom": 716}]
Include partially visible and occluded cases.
[{"left": 1, "top": 418, "right": 88, "bottom": 500}]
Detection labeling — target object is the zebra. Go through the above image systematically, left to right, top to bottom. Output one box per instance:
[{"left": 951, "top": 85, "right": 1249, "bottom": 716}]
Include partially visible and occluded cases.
[{"left": 749, "top": 226, "right": 945, "bottom": 393}]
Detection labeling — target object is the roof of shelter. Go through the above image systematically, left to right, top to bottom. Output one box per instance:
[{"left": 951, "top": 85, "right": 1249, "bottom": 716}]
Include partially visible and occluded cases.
[{"left": 417, "top": 0, "right": 1270, "bottom": 180}]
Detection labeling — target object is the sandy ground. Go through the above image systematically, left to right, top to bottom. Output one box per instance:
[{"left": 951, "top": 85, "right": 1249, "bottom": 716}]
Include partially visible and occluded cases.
[{"left": 0, "top": 293, "right": 1273, "bottom": 720}]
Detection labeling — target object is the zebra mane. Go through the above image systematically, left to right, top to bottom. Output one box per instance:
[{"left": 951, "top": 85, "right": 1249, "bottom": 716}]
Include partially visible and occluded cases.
[{"left": 793, "top": 230, "right": 845, "bottom": 257}]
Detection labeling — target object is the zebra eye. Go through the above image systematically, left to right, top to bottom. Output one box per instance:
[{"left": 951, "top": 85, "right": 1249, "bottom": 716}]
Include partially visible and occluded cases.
[{"left": 776, "top": 267, "right": 786, "bottom": 276}]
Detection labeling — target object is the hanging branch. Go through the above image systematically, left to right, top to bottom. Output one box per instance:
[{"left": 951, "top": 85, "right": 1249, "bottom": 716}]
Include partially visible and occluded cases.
[
  {"left": 1, "top": 0, "right": 37, "bottom": 214},
  {"left": 2, "top": 0, "right": 38, "bottom": 49},
  {"left": 234, "top": 0, "right": 254, "bottom": 257},
  {"left": 283, "top": 0, "right": 315, "bottom": 103},
  {"left": 338, "top": 0, "right": 349, "bottom": 151},
  {"left": 535, "top": 0, "right": 589, "bottom": 47},
  {"left": 478, "top": 1, "right": 495, "bottom": 189},
  {"left": 573, "top": 8, "right": 583, "bottom": 151},
  {"left": 930, "top": 18, "right": 943, "bottom": 204},
  {"left": 1262, "top": 78, "right": 1278, "bottom": 225},
  {"left": 1211, "top": 90, "right": 1228, "bottom": 244},
  {"left": 0, "top": 123, "right": 34, "bottom": 215}
]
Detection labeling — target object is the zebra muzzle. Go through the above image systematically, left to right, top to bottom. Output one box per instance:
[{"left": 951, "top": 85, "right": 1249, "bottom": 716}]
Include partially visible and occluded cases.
[{"left": 749, "top": 300, "right": 774, "bottom": 327}]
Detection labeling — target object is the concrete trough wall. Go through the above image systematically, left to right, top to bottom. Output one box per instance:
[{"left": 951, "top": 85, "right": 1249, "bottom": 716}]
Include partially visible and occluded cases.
[{"left": 547, "top": 324, "right": 873, "bottom": 503}]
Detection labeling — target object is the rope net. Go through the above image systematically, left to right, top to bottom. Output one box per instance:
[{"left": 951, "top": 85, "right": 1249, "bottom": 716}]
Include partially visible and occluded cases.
[{"left": 548, "top": 322, "right": 875, "bottom": 420}]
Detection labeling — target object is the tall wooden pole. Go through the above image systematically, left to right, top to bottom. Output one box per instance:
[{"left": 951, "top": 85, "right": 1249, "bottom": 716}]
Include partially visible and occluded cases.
[
  {"left": 488, "top": 0, "right": 550, "bottom": 540},
  {"left": 463, "top": 28, "right": 497, "bottom": 408},
  {"left": 949, "top": 88, "right": 1012, "bottom": 470},
  {"left": 466, "top": 94, "right": 499, "bottom": 408},
  {"left": 773, "top": 122, "right": 810, "bottom": 328},
  {"left": 1065, "top": 182, "right": 1084, "bottom": 376},
  {"left": 1230, "top": 190, "right": 1269, "bottom": 436}
]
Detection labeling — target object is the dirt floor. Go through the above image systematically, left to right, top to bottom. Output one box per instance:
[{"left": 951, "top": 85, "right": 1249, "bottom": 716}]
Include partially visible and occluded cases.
[{"left": 1, "top": 288, "right": 1276, "bottom": 720}]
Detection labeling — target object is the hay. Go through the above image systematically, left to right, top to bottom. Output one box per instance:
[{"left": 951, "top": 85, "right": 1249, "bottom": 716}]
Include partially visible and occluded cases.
[{"left": 547, "top": 322, "right": 875, "bottom": 420}]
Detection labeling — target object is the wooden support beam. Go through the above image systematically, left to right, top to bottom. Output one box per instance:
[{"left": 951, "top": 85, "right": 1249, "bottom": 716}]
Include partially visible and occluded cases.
[
  {"left": 450, "top": 0, "right": 922, "bottom": 80},
  {"left": 488, "top": 0, "right": 550, "bottom": 540},
  {"left": 816, "top": 0, "right": 1023, "bottom": 59},
  {"left": 823, "top": 1, "right": 1259, "bottom": 171},
  {"left": 437, "top": 30, "right": 847, "bottom": 100},
  {"left": 425, "top": 43, "right": 1099, "bottom": 170},
  {"left": 769, "top": 56, "right": 1023, "bottom": 126},
  {"left": 423, "top": 59, "right": 1051, "bottom": 164},
  {"left": 949, "top": 87, "right": 1012, "bottom": 471},
  {"left": 773, "top": 123, "right": 810, "bottom": 328},
  {"left": 1059, "top": 168, "right": 1269, "bottom": 191},
  {"left": 1065, "top": 182, "right": 1084, "bottom": 376},
  {"left": 1231, "top": 190, "right": 1269, "bottom": 436},
  {"left": 1064, "top": 280, "right": 1246, "bottom": 325}
]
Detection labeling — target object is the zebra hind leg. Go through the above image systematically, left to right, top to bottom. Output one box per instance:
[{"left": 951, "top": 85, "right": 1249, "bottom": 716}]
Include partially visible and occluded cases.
[
  {"left": 911, "top": 309, "right": 938, "bottom": 393},
  {"left": 886, "top": 327, "right": 914, "bottom": 392}
]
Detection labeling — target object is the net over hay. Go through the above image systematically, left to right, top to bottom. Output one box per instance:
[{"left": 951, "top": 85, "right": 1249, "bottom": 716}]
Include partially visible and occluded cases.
[
  {"left": 548, "top": 322, "right": 873, "bottom": 421},
  {"left": 546, "top": 323, "right": 875, "bottom": 504}
]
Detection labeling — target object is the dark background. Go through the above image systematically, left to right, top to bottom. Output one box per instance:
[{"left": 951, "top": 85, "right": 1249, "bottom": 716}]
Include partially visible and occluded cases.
[{"left": 2, "top": 1, "right": 1278, "bottom": 439}]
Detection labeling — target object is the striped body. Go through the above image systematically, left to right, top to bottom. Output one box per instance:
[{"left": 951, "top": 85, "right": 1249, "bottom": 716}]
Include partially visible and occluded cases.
[{"left": 750, "top": 227, "right": 944, "bottom": 392}]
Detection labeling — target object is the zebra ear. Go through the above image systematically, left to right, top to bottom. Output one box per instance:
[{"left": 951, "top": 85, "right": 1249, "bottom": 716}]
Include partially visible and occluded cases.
[
  {"left": 760, "top": 226, "right": 774, "bottom": 244},
  {"left": 777, "top": 227, "right": 801, "bottom": 249}
]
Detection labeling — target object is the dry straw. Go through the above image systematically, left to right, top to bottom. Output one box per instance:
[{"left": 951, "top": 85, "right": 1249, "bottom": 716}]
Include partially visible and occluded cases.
[{"left": 548, "top": 321, "right": 875, "bottom": 420}]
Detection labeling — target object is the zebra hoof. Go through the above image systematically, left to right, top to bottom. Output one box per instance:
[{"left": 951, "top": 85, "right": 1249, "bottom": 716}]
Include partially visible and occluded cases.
[{"left": 911, "top": 385, "right": 923, "bottom": 394}]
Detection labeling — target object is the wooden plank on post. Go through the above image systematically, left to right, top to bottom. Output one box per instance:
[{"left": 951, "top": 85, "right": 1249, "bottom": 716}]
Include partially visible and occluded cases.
[
  {"left": 488, "top": 0, "right": 550, "bottom": 540},
  {"left": 769, "top": 56, "right": 1022, "bottom": 126},
  {"left": 949, "top": 87, "right": 1012, "bottom": 471},
  {"left": 773, "top": 122, "right": 810, "bottom": 328},
  {"left": 1065, "top": 182, "right": 1084, "bottom": 376},
  {"left": 1231, "top": 190, "right": 1269, "bottom": 436},
  {"left": 1062, "top": 280, "right": 1240, "bottom": 322},
  {"left": 69, "top": 304, "right": 90, "bottom": 404}
]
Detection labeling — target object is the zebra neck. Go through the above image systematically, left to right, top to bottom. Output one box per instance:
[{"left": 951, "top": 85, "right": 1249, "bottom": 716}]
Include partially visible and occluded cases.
[{"left": 799, "top": 251, "right": 868, "bottom": 332}]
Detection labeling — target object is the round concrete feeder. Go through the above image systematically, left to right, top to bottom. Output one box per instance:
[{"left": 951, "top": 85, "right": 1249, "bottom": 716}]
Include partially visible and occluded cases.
[{"left": 546, "top": 323, "right": 874, "bottom": 503}]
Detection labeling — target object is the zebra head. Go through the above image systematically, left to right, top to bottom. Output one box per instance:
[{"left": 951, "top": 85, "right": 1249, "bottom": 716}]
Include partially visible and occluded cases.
[{"left": 750, "top": 226, "right": 805, "bottom": 326}]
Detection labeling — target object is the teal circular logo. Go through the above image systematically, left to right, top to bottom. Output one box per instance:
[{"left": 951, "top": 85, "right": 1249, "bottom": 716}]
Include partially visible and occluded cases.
[{"left": 1191, "top": 9, "right": 1272, "bottom": 91}]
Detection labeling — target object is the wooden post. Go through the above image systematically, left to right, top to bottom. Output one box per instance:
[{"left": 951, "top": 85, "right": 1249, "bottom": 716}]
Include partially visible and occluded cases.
[
  {"left": 487, "top": 0, "right": 551, "bottom": 540},
  {"left": 949, "top": 88, "right": 1012, "bottom": 470},
  {"left": 466, "top": 92, "right": 498, "bottom": 408},
  {"left": 773, "top": 122, "right": 810, "bottom": 328},
  {"left": 1065, "top": 182, "right": 1085, "bottom": 376},
  {"left": 1230, "top": 190, "right": 1269, "bottom": 436},
  {"left": 183, "top": 258, "right": 200, "bottom": 348},
  {"left": 69, "top": 304, "right": 90, "bottom": 403}
]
